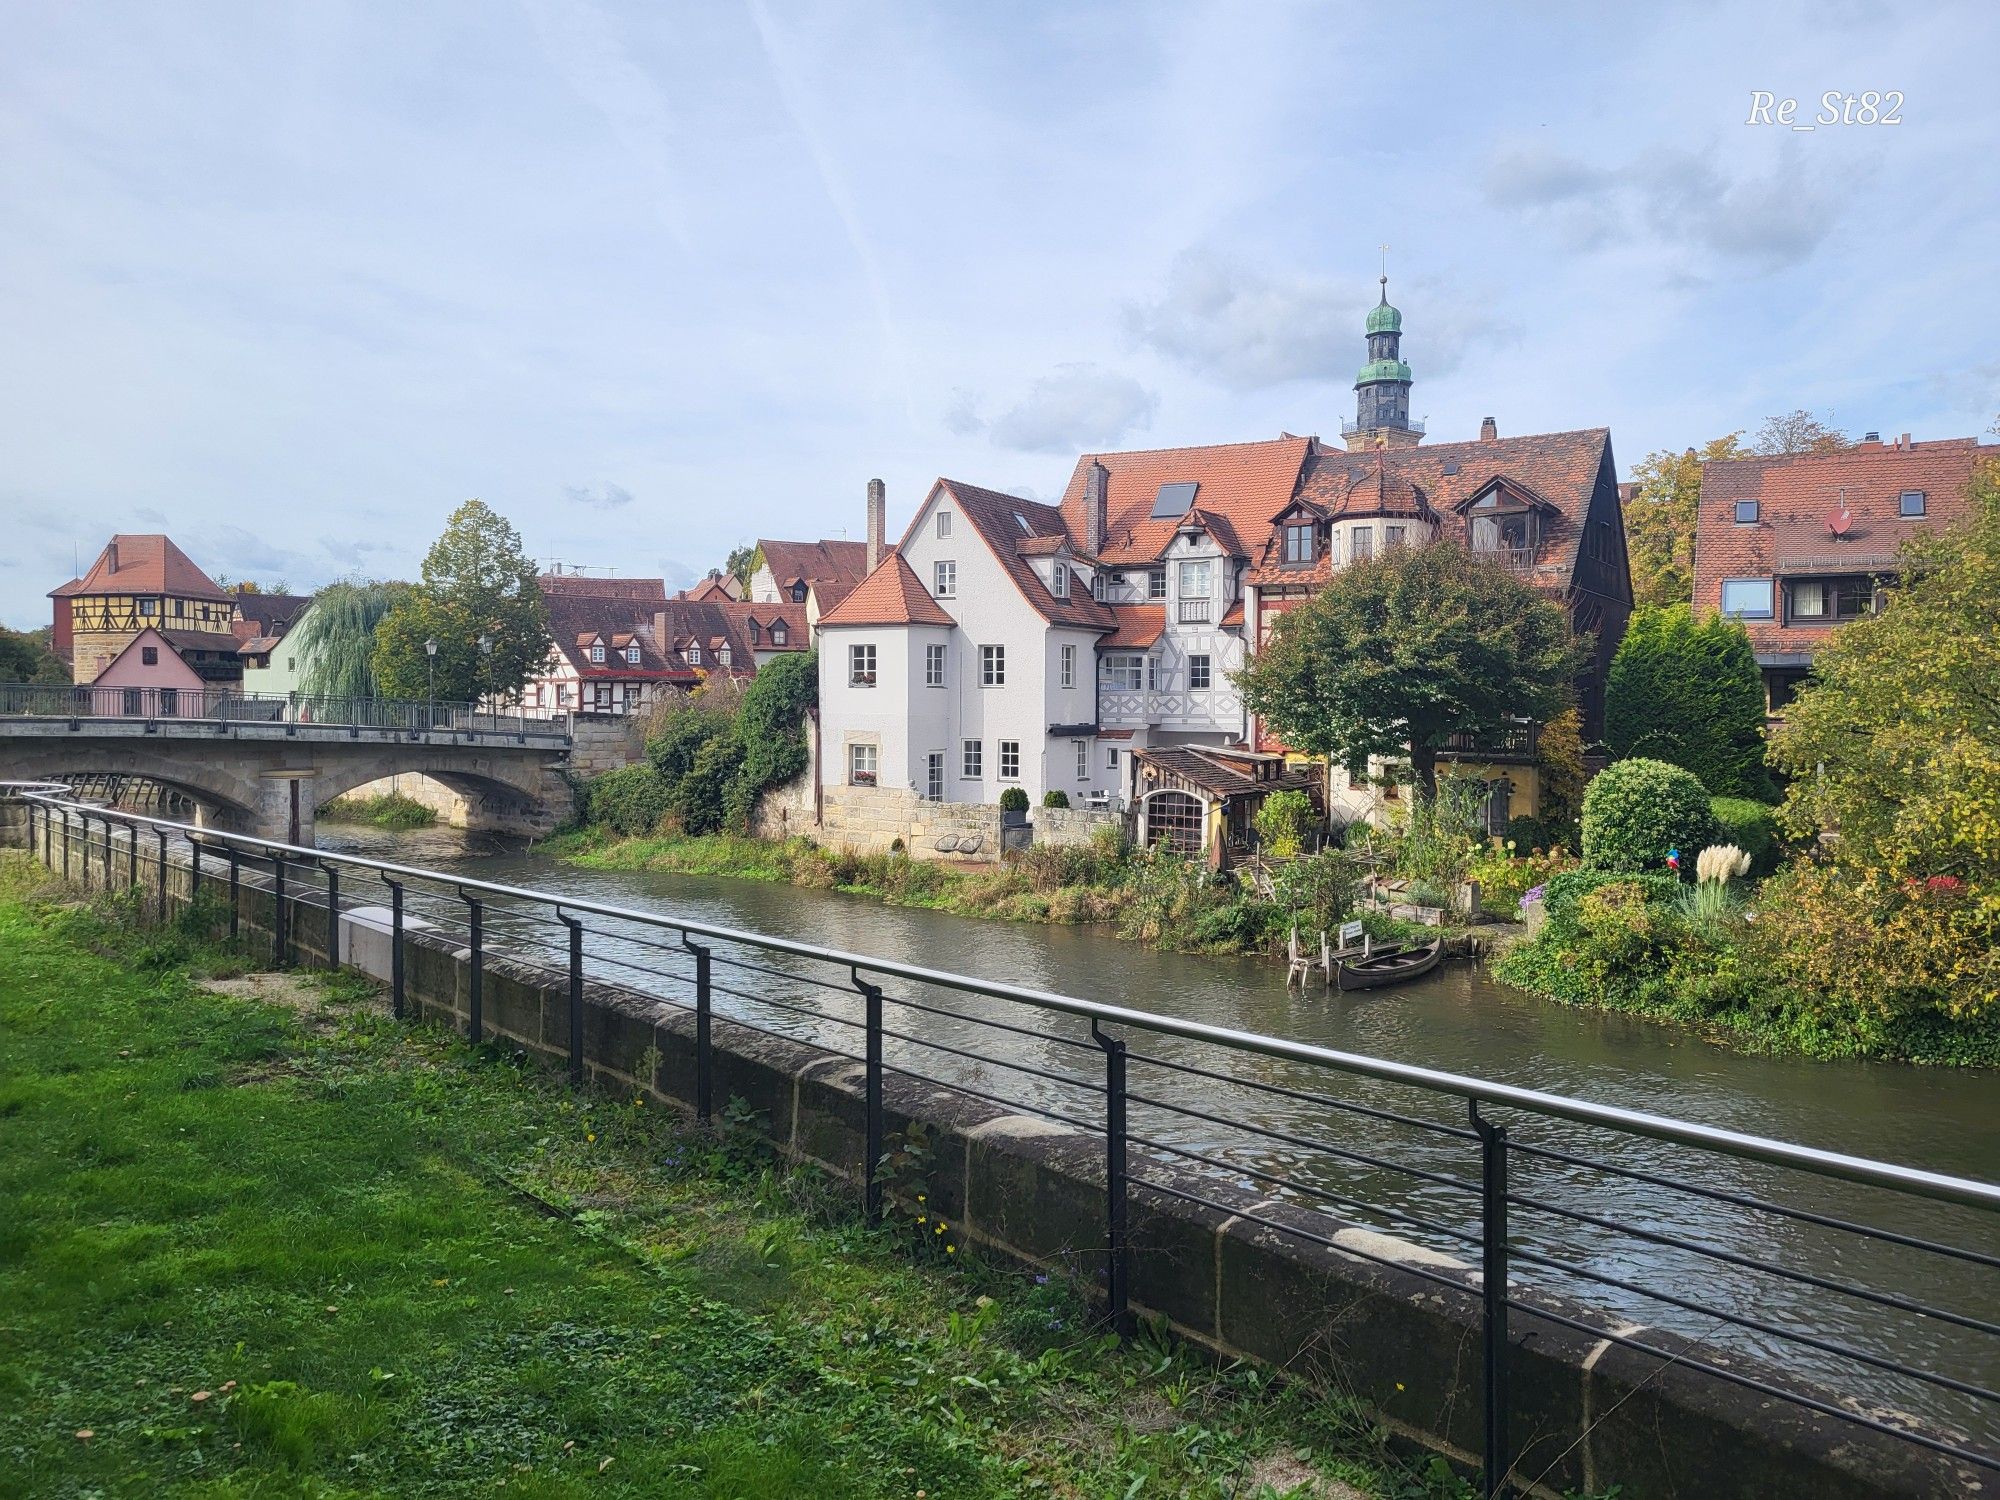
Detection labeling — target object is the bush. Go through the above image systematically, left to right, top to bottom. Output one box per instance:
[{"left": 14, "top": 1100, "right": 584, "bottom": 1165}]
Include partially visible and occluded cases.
[
  {"left": 1604, "top": 605, "right": 1776, "bottom": 799},
  {"left": 672, "top": 726, "right": 746, "bottom": 836},
  {"left": 1581, "top": 758, "right": 1717, "bottom": 875},
  {"left": 585, "top": 764, "right": 672, "bottom": 836},
  {"left": 999, "top": 787, "right": 1030, "bottom": 813},
  {"left": 1253, "top": 788, "right": 1317, "bottom": 857},
  {"left": 1040, "top": 789, "right": 1070, "bottom": 809},
  {"left": 1709, "top": 797, "right": 1781, "bottom": 874},
  {"left": 1505, "top": 813, "right": 1575, "bottom": 855},
  {"left": 1268, "top": 848, "right": 1358, "bottom": 935},
  {"left": 1539, "top": 868, "right": 1684, "bottom": 930}
]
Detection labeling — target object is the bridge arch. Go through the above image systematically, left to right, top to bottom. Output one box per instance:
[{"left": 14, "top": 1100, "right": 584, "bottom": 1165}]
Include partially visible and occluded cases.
[{"left": 0, "top": 744, "right": 261, "bottom": 829}]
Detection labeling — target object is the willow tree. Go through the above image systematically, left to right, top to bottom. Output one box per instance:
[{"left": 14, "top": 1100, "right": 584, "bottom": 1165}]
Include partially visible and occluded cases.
[{"left": 288, "top": 581, "right": 408, "bottom": 700}]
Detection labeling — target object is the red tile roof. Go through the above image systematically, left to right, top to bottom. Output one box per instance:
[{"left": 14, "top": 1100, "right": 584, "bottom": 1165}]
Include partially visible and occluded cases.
[
  {"left": 1245, "top": 430, "right": 1613, "bottom": 590},
  {"left": 1057, "top": 437, "right": 1313, "bottom": 566},
  {"left": 1693, "top": 437, "right": 1992, "bottom": 658},
  {"left": 919, "top": 479, "right": 1117, "bottom": 632},
  {"left": 65, "top": 535, "right": 230, "bottom": 602},
  {"left": 757, "top": 538, "right": 871, "bottom": 611},
  {"left": 817, "top": 554, "right": 956, "bottom": 628},
  {"left": 540, "top": 574, "right": 670, "bottom": 603},
  {"left": 680, "top": 574, "right": 739, "bottom": 602},
  {"left": 547, "top": 595, "right": 682, "bottom": 679},
  {"left": 739, "top": 602, "right": 809, "bottom": 651},
  {"left": 1098, "top": 605, "right": 1165, "bottom": 650}
]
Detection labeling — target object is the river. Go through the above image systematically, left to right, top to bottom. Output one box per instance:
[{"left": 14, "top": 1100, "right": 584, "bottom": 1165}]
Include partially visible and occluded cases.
[{"left": 320, "top": 821, "right": 2000, "bottom": 1445}]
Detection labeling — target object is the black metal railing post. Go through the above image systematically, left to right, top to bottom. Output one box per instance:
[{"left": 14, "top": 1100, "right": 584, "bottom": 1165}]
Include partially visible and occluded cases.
[
  {"left": 59, "top": 806, "right": 69, "bottom": 880},
  {"left": 101, "top": 813, "right": 112, "bottom": 890},
  {"left": 126, "top": 816, "right": 139, "bottom": 893},
  {"left": 155, "top": 828, "right": 169, "bottom": 919},
  {"left": 189, "top": 833, "right": 201, "bottom": 898},
  {"left": 227, "top": 846, "right": 241, "bottom": 942},
  {"left": 272, "top": 854, "right": 288, "bottom": 968},
  {"left": 323, "top": 864, "right": 340, "bottom": 970},
  {"left": 383, "top": 877, "right": 405, "bottom": 1020},
  {"left": 464, "top": 893, "right": 484, "bottom": 1042},
  {"left": 561, "top": 911, "right": 584, "bottom": 1086},
  {"left": 683, "top": 933, "right": 712, "bottom": 1122},
  {"left": 854, "top": 969, "right": 885, "bottom": 1222},
  {"left": 1091, "top": 1019, "right": 1131, "bottom": 1333},
  {"left": 1472, "top": 1101, "right": 1512, "bottom": 1499}
]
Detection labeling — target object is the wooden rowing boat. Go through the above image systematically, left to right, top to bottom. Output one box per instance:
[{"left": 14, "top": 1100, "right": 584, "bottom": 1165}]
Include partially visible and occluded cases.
[{"left": 1334, "top": 937, "right": 1443, "bottom": 992}]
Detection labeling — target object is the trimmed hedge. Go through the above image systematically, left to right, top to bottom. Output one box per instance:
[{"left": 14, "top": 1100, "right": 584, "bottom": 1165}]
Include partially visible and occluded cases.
[
  {"left": 1604, "top": 605, "right": 1776, "bottom": 800},
  {"left": 1581, "top": 757, "right": 1718, "bottom": 875},
  {"left": 999, "top": 787, "right": 1030, "bottom": 813},
  {"left": 1041, "top": 790, "right": 1070, "bottom": 809},
  {"left": 1709, "top": 796, "right": 1782, "bottom": 874},
  {"left": 1538, "top": 868, "right": 1683, "bottom": 929}
]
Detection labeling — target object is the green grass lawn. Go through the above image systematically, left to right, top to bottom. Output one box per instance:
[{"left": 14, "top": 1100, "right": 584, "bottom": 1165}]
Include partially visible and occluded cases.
[{"left": 0, "top": 853, "right": 1460, "bottom": 1499}]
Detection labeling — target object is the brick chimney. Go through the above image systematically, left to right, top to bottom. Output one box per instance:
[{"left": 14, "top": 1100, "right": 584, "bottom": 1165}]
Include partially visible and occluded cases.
[
  {"left": 1480, "top": 416, "right": 1498, "bottom": 442},
  {"left": 1084, "top": 460, "right": 1108, "bottom": 555},
  {"left": 866, "top": 478, "right": 886, "bottom": 574},
  {"left": 106, "top": 540, "right": 119, "bottom": 573}
]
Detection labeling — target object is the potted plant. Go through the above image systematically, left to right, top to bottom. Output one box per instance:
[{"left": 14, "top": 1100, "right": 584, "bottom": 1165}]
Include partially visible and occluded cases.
[{"left": 999, "top": 786, "right": 1030, "bottom": 826}]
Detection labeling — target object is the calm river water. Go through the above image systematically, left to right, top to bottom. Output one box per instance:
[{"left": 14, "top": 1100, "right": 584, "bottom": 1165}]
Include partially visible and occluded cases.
[{"left": 321, "top": 823, "right": 2000, "bottom": 1443}]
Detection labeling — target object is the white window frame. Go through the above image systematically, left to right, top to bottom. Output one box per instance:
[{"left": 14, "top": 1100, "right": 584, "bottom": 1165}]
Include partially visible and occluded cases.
[
  {"left": 937, "top": 510, "right": 952, "bottom": 538},
  {"left": 1350, "top": 525, "right": 1374, "bottom": 563},
  {"left": 1177, "top": 559, "right": 1213, "bottom": 622},
  {"left": 934, "top": 560, "right": 957, "bottom": 597},
  {"left": 1051, "top": 563, "right": 1069, "bottom": 599},
  {"left": 1147, "top": 568, "right": 1167, "bottom": 600},
  {"left": 1721, "top": 578, "right": 1774, "bottom": 619},
  {"left": 771, "top": 625, "right": 787, "bottom": 646},
  {"left": 924, "top": 642, "right": 946, "bottom": 687},
  {"left": 849, "top": 643, "right": 878, "bottom": 686},
  {"left": 1059, "top": 643, "right": 1075, "bottom": 689},
  {"left": 589, "top": 644, "right": 605, "bottom": 663},
  {"left": 623, "top": 644, "right": 641, "bottom": 665},
  {"left": 687, "top": 644, "right": 701, "bottom": 666},
  {"left": 980, "top": 644, "right": 1005, "bottom": 686},
  {"left": 717, "top": 645, "right": 732, "bottom": 667},
  {"left": 1100, "top": 654, "right": 1143, "bottom": 691},
  {"left": 1189, "top": 654, "right": 1212, "bottom": 690},
  {"left": 962, "top": 739, "right": 982, "bottom": 779},
  {"left": 998, "top": 739, "right": 1021, "bottom": 780},
  {"left": 1075, "top": 739, "right": 1088, "bottom": 780},
  {"left": 848, "top": 741, "right": 878, "bottom": 786},
  {"left": 1105, "top": 746, "right": 1120, "bottom": 770}
]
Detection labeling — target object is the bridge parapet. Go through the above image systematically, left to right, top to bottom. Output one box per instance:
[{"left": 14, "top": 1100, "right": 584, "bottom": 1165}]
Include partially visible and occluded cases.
[{"left": 0, "top": 683, "right": 569, "bottom": 745}]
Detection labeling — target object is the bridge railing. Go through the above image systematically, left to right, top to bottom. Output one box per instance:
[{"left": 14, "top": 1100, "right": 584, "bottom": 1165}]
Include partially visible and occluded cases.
[
  {"left": 0, "top": 682, "right": 567, "bottom": 742},
  {"left": 4, "top": 780, "right": 1998, "bottom": 1497}
]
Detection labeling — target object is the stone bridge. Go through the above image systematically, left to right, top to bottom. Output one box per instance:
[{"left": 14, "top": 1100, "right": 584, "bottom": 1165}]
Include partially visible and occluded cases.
[{"left": 0, "top": 716, "right": 574, "bottom": 844}]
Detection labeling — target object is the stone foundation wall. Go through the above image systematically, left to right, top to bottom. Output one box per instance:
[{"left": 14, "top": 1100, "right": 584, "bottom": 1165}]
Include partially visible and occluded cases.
[
  {"left": 566, "top": 712, "right": 649, "bottom": 777},
  {"left": 815, "top": 786, "right": 1123, "bottom": 860},
  {"left": 4, "top": 807, "right": 1977, "bottom": 1500}
]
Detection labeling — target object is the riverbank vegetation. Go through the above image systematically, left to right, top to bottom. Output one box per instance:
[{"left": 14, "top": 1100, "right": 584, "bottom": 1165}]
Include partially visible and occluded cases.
[
  {"left": 1498, "top": 467, "right": 2000, "bottom": 1064},
  {"left": 318, "top": 789, "right": 438, "bottom": 829},
  {"left": 0, "top": 853, "right": 1465, "bottom": 1499}
]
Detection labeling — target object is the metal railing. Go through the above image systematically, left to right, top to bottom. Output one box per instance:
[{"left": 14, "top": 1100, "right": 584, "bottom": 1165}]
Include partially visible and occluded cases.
[
  {"left": 0, "top": 683, "right": 567, "bottom": 742},
  {"left": 6, "top": 780, "right": 1998, "bottom": 1496}
]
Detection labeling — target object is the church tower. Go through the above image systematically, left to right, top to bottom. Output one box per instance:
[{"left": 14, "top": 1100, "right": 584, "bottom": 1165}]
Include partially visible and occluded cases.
[{"left": 1344, "top": 275, "right": 1423, "bottom": 451}]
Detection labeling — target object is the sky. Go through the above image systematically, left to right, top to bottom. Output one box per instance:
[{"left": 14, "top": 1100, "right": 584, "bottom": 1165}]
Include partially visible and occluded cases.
[{"left": 4, "top": 0, "right": 1997, "bottom": 627}]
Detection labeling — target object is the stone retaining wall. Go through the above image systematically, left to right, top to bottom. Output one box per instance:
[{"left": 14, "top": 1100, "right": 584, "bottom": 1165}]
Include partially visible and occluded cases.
[
  {"left": 817, "top": 785, "right": 1122, "bottom": 860},
  {"left": 6, "top": 811, "right": 1977, "bottom": 1500}
]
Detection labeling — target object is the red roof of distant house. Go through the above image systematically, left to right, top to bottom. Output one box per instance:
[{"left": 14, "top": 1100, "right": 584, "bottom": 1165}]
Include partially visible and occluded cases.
[
  {"left": 1693, "top": 436, "right": 1992, "bottom": 658},
  {"left": 1057, "top": 437, "right": 1313, "bottom": 566},
  {"left": 62, "top": 535, "right": 231, "bottom": 602},
  {"left": 757, "top": 538, "right": 871, "bottom": 611},
  {"left": 817, "top": 554, "right": 957, "bottom": 628},
  {"left": 540, "top": 573, "right": 669, "bottom": 604},
  {"left": 680, "top": 574, "right": 740, "bottom": 602},
  {"left": 735, "top": 602, "right": 809, "bottom": 651}
]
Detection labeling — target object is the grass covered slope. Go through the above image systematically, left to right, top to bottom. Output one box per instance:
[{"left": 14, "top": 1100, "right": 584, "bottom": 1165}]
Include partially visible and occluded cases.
[{"left": 0, "top": 854, "right": 1446, "bottom": 1499}]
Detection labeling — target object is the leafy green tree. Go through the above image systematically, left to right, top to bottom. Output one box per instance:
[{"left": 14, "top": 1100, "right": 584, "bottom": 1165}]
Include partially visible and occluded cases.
[
  {"left": 1752, "top": 409, "right": 1852, "bottom": 456},
  {"left": 1622, "top": 434, "right": 1747, "bottom": 608},
  {"left": 373, "top": 501, "right": 552, "bottom": 702},
  {"left": 726, "top": 542, "right": 762, "bottom": 592},
  {"left": 1236, "top": 542, "right": 1581, "bottom": 798},
  {"left": 287, "top": 581, "right": 409, "bottom": 700},
  {"left": 1604, "top": 604, "right": 1775, "bottom": 799},
  {"left": 0, "top": 626, "right": 68, "bottom": 685},
  {"left": 1580, "top": 758, "right": 1718, "bottom": 874}
]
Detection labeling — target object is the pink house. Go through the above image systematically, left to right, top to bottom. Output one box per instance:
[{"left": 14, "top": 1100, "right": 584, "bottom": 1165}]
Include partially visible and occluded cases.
[{"left": 91, "top": 627, "right": 214, "bottom": 717}]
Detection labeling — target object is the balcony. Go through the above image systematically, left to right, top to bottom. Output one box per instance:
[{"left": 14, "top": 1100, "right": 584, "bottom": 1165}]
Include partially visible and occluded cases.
[
  {"left": 1340, "top": 417, "right": 1425, "bottom": 436},
  {"left": 1472, "top": 545, "right": 1544, "bottom": 576},
  {"left": 1177, "top": 599, "right": 1213, "bottom": 624},
  {"left": 1443, "top": 722, "right": 1540, "bottom": 759}
]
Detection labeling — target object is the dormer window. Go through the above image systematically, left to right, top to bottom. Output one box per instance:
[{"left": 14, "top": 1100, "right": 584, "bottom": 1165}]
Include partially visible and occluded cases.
[
  {"left": 1467, "top": 487, "right": 1540, "bottom": 554},
  {"left": 1282, "top": 522, "right": 1317, "bottom": 565},
  {"left": 1051, "top": 564, "right": 1070, "bottom": 599},
  {"left": 790, "top": 581, "right": 807, "bottom": 603},
  {"left": 771, "top": 625, "right": 787, "bottom": 646},
  {"left": 589, "top": 644, "right": 605, "bottom": 663},
  {"left": 624, "top": 644, "right": 641, "bottom": 665},
  {"left": 688, "top": 644, "right": 702, "bottom": 666},
  {"left": 717, "top": 645, "right": 732, "bottom": 666}
]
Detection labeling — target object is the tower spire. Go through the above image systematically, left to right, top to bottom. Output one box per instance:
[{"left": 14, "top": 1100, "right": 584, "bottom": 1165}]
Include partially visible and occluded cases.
[{"left": 1346, "top": 262, "right": 1421, "bottom": 452}]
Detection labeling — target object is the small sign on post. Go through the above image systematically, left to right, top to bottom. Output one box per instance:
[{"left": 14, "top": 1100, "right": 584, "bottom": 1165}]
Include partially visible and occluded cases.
[{"left": 1338, "top": 919, "right": 1365, "bottom": 947}]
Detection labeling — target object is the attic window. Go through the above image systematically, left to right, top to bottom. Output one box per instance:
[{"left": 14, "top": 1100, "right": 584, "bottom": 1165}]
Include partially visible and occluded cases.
[
  {"left": 1441, "top": 462, "right": 1461, "bottom": 477},
  {"left": 1149, "top": 481, "right": 1199, "bottom": 519},
  {"left": 1900, "top": 490, "right": 1927, "bottom": 518},
  {"left": 1734, "top": 500, "right": 1760, "bottom": 525},
  {"left": 1014, "top": 512, "right": 1031, "bottom": 534},
  {"left": 1051, "top": 564, "right": 1070, "bottom": 599},
  {"left": 790, "top": 582, "right": 807, "bottom": 603},
  {"left": 771, "top": 625, "right": 787, "bottom": 646},
  {"left": 589, "top": 644, "right": 605, "bottom": 663},
  {"left": 624, "top": 644, "right": 641, "bottom": 665},
  {"left": 688, "top": 644, "right": 702, "bottom": 666},
  {"left": 717, "top": 645, "right": 732, "bottom": 666}
]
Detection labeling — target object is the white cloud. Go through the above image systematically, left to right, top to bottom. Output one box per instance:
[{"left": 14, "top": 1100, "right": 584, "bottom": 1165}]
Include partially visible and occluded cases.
[
  {"left": 1124, "top": 252, "right": 1351, "bottom": 391},
  {"left": 987, "top": 365, "right": 1158, "bottom": 453},
  {"left": 563, "top": 482, "right": 635, "bottom": 511}
]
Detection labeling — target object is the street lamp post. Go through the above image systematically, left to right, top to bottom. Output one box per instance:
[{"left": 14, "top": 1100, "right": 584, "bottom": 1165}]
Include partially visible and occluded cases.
[
  {"left": 477, "top": 634, "right": 493, "bottom": 730},
  {"left": 424, "top": 638, "right": 438, "bottom": 729}
]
